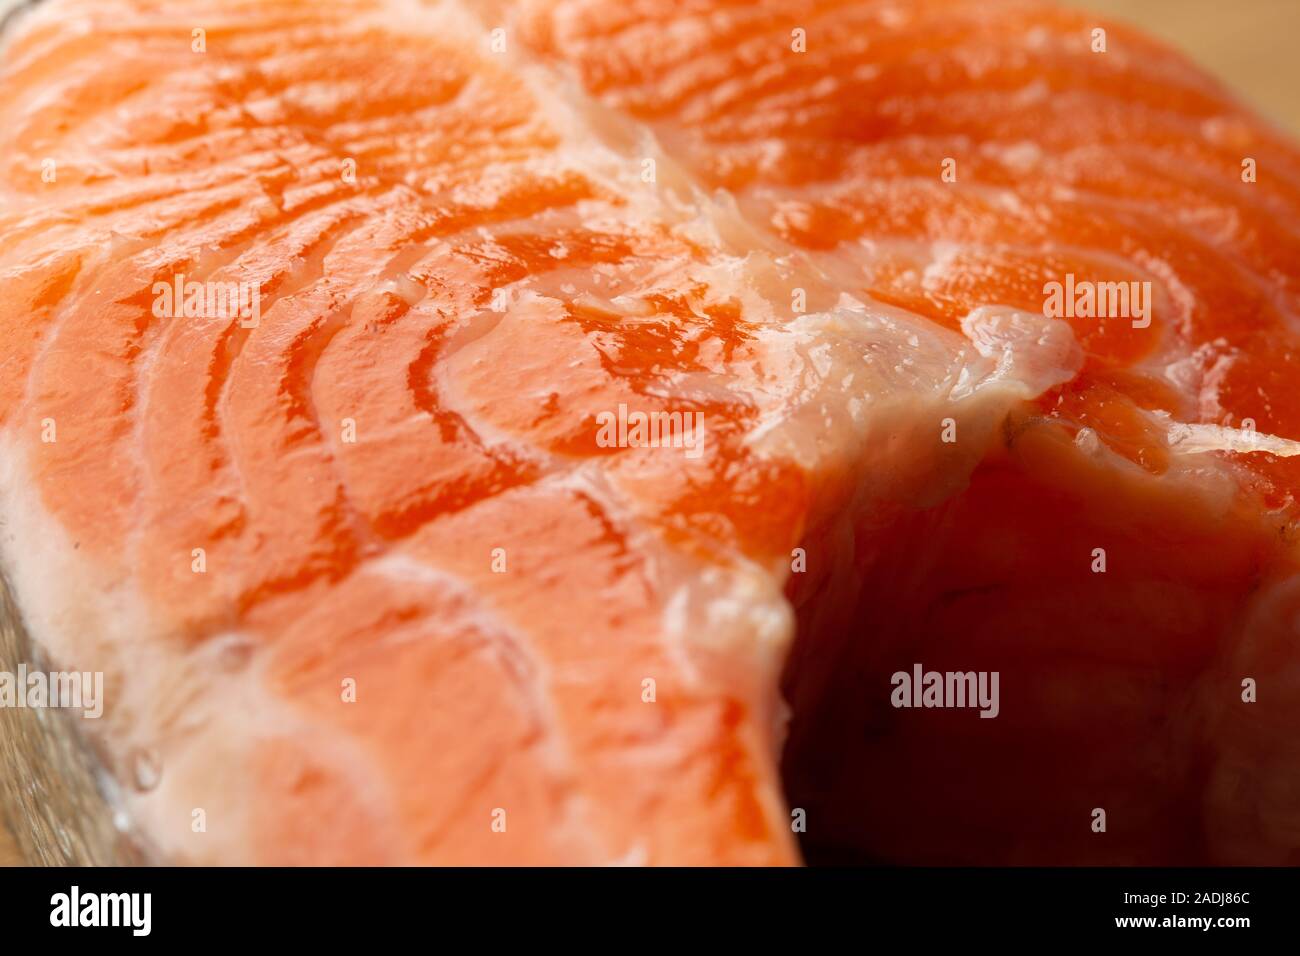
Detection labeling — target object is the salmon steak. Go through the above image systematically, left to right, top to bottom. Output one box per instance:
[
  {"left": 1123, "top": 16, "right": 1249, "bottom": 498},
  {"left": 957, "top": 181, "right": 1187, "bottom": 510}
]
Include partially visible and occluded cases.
[{"left": 0, "top": 0, "right": 1298, "bottom": 866}]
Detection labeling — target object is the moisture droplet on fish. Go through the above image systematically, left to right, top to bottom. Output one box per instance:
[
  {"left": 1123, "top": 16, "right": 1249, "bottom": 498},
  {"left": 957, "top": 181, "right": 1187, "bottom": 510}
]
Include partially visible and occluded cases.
[
  {"left": 1074, "top": 427, "right": 1102, "bottom": 456},
  {"left": 215, "top": 635, "right": 254, "bottom": 673},
  {"left": 130, "top": 749, "right": 162, "bottom": 792}
]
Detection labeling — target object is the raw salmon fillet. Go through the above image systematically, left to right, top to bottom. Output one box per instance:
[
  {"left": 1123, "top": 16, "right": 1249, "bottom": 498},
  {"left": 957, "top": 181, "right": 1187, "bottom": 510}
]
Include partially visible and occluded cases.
[{"left": 0, "top": 0, "right": 1298, "bottom": 865}]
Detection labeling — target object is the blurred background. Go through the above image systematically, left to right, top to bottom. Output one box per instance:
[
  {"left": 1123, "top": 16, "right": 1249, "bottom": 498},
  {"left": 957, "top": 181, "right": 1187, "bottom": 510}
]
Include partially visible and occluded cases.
[{"left": 1065, "top": 0, "right": 1299, "bottom": 134}]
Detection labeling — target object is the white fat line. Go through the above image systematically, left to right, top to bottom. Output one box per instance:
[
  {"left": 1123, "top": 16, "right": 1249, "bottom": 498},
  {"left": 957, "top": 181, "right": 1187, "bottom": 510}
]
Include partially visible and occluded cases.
[
  {"left": 1167, "top": 422, "right": 1300, "bottom": 457},
  {"left": 366, "top": 552, "right": 611, "bottom": 863}
]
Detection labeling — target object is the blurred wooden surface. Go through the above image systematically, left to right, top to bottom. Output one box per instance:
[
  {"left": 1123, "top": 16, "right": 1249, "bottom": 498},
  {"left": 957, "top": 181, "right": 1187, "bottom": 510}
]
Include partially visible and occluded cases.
[
  {"left": 1065, "top": 0, "right": 1300, "bottom": 134},
  {"left": 0, "top": 824, "right": 18, "bottom": 866}
]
